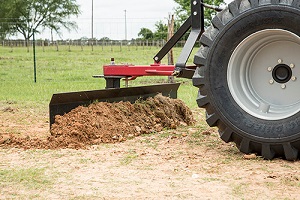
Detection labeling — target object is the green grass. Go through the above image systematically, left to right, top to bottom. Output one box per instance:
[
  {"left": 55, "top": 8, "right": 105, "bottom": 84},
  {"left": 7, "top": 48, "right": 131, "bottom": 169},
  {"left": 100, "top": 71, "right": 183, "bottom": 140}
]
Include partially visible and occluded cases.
[
  {"left": 0, "top": 45, "right": 198, "bottom": 108},
  {"left": 119, "top": 149, "right": 139, "bottom": 165},
  {"left": 0, "top": 167, "right": 53, "bottom": 190},
  {"left": 232, "top": 183, "right": 247, "bottom": 197}
]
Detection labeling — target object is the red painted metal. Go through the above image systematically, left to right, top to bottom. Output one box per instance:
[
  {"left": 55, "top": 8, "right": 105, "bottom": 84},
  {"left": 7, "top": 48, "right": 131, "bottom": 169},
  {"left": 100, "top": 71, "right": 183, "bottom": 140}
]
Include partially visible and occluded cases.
[{"left": 103, "top": 63, "right": 175, "bottom": 77}]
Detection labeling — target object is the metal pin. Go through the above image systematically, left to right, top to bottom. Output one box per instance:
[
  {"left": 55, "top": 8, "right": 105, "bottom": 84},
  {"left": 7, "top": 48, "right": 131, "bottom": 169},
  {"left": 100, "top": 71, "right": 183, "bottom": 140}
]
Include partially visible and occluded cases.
[
  {"left": 193, "top": 1, "right": 197, "bottom": 5},
  {"left": 193, "top": 11, "right": 198, "bottom": 15},
  {"left": 278, "top": 59, "right": 283, "bottom": 63},
  {"left": 290, "top": 63, "right": 295, "bottom": 69},
  {"left": 292, "top": 76, "right": 297, "bottom": 81},
  {"left": 269, "top": 79, "right": 274, "bottom": 84},
  {"left": 281, "top": 84, "right": 286, "bottom": 89}
]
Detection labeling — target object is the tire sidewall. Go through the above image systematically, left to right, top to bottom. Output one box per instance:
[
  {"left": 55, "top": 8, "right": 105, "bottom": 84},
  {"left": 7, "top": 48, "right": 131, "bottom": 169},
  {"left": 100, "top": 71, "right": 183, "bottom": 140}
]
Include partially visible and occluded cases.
[{"left": 206, "top": 6, "right": 300, "bottom": 142}]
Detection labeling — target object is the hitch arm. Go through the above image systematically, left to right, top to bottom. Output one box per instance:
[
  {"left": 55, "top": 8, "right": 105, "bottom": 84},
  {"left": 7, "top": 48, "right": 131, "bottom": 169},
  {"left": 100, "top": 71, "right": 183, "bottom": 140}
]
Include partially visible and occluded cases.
[
  {"left": 153, "top": 0, "right": 205, "bottom": 79},
  {"left": 174, "top": 0, "right": 204, "bottom": 78},
  {"left": 153, "top": 16, "right": 192, "bottom": 63}
]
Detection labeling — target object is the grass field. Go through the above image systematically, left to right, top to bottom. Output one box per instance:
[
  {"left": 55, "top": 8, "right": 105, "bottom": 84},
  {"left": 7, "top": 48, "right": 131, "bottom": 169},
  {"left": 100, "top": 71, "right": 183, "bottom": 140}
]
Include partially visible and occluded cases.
[
  {"left": 0, "top": 45, "right": 198, "bottom": 109},
  {"left": 2, "top": 45, "right": 300, "bottom": 200}
]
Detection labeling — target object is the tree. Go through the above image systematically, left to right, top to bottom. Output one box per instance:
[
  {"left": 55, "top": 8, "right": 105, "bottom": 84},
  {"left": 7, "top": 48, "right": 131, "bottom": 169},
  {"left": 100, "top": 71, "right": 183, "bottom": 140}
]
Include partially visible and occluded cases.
[
  {"left": 0, "top": 0, "right": 80, "bottom": 44},
  {"left": 174, "top": 0, "right": 224, "bottom": 27},
  {"left": 153, "top": 20, "right": 168, "bottom": 40},
  {"left": 138, "top": 21, "right": 168, "bottom": 41},
  {"left": 138, "top": 28, "right": 153, "bottom": 40},
  {"left": 99, "top": 37, "right": 110, "bottom": 41}
]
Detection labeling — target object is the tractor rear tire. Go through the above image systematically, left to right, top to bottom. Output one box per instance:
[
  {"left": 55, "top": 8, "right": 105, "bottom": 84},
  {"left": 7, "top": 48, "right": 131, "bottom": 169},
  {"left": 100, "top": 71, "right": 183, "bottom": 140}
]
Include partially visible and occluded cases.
[{"left": 193, "top": 0, "right": 300, "bottom": 160}]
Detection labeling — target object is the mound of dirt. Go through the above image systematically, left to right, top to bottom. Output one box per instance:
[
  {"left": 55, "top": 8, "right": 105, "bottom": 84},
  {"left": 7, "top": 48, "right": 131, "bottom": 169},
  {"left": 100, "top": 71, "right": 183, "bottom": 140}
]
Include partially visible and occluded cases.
[{"left": 2, "top": 94, "right": 194, "bottom": 149}]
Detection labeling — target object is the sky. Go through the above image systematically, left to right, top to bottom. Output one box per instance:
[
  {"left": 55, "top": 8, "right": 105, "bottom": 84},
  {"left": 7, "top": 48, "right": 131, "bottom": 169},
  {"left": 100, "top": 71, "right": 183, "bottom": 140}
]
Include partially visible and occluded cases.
[{"left": 35, "top": 0, "right": 178, "bottom": 40}]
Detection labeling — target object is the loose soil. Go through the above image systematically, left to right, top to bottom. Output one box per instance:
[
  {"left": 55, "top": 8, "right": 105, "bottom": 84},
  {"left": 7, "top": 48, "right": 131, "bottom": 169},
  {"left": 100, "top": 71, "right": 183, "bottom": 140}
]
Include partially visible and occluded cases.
[
  {"left": 1, "top": 94, "right": 194, "bottom": 149},
  {"left": 1, "top": 95, "right": 300, "bottom": 199}
]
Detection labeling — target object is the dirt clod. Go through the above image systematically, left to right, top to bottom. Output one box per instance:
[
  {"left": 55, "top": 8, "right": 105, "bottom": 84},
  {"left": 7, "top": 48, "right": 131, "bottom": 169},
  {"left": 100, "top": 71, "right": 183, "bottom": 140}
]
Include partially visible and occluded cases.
[
  {"left": 3, "top": 94, "right": 194, "bottom": 149},
  {"left": 2, "top": 107, "right": 16, "bottom": 113},
  {"left": 243, "top": 154, "right": 257, "bottom": 160}
]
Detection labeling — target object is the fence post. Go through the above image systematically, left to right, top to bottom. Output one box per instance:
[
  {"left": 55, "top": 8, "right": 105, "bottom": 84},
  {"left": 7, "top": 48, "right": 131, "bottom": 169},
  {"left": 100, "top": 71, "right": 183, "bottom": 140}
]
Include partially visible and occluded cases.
[
  {"left": 168, "top": 14, "right": 175, "bottom": 83},
  {"left": 42, "top": 39, "right": 45, "bottom": 52},
  {"left": 10, "top": 40, "right": 13, "bottom": 52},
  {"left": 135, "top": 41, "right": 138, "bottom": 50}
]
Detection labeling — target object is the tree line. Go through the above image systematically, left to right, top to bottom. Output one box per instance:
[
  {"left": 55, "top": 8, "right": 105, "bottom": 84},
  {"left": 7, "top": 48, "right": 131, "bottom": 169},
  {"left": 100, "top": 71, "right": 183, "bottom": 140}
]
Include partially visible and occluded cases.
[
  {"left": 0, "top": 0, "right": 224, "bottom": 43},
  {"left": 0, "top": 0, "right": 80, "bottom": 43},
  {"left": 138, "top": 0, "right": 224, "bottom": 40}
]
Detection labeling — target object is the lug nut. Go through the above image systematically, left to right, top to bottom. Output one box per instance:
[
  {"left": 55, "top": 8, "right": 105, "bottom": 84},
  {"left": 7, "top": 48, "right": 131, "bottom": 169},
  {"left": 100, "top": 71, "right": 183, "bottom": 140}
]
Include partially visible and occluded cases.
[
  {"left": 278, "top": 59, "right": 283, "bottom": 64},
  {"left": 290, "top": 63, "right": 295, "bottom": 69},
  {"left": 267, "top": 67, "right": 272, "bottom": 72},
  {"left": 292, "top": 76, "right": 297, "bottom": 81},
  {"left": 269, "top": 79, "right": 274, "bottom": 84},
  {"left": 281, "top": 84, "right": 286, "bottom": 89}
]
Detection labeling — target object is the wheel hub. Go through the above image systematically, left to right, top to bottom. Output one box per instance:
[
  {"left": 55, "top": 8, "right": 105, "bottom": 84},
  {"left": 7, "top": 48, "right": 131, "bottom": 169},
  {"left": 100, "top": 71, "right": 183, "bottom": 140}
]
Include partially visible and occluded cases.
[
  {"left": 227, "top": 29, "right": 300, "bottom": 120},
  {"left": 272, "top": 64, "right": 292, "bottom": 84}
]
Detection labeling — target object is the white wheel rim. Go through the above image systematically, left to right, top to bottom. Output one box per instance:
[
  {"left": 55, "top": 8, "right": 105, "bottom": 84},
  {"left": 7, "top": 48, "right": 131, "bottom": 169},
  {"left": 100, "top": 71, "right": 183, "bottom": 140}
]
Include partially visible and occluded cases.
[{"left": 228, "top": 29, "right": 300, "bottom": 120}]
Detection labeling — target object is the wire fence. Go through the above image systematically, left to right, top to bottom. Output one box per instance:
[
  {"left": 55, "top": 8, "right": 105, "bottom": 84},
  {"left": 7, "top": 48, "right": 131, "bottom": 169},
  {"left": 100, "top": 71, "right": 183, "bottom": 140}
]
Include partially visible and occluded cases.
[{"left": 0, "top": 39, "right": 190, "bottom": 52}]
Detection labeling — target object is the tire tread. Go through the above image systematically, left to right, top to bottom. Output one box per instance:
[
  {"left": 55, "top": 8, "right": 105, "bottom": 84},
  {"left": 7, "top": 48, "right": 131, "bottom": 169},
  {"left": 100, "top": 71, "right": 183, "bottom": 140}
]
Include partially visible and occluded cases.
[
  {"left": 193, "top": 0, "right": 300, "bottom": 160},
  {"left": 196, "top": 92, "right": 209, "bottom": 108},
  {"left": 206, "top": 113, "right": 219, "bottom": 127},
  {"left": 219, "top": 128, "right": 233, "bottom": 143},
  {"left": 239, "top": 138, "right": 251, "bottom": 154},
  {"left": 283, "top": 143, "right": 298, "bottom": 160},
  {"left": 262, "top": 144, "right": 276, "bottom": 160}
]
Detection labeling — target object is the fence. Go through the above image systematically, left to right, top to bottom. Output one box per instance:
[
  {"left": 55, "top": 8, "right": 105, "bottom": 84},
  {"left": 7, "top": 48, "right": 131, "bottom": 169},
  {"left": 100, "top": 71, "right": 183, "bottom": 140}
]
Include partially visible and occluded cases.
[{"left": 0, "top": 39, "right": 189, "bottom": 52}]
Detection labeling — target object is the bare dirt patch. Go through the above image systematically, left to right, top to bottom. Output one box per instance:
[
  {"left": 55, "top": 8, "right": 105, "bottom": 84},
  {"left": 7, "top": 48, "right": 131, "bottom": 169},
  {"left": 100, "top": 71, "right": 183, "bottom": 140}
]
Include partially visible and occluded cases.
[
  {"left": 1, "top": 94, "right": 194, "bottom": 149},
  {"left": 1, "top": 97, "right": 300, "bottom": 199}
]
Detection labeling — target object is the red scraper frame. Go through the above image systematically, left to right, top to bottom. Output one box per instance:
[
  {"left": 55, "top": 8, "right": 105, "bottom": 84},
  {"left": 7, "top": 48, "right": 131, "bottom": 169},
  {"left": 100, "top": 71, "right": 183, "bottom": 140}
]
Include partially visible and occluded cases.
[
  {"left": 50, "top": 0, "right": 223, "bottom": 126},
  {"left": 97, "top": 0, "right": 222, "bottom": 89}
]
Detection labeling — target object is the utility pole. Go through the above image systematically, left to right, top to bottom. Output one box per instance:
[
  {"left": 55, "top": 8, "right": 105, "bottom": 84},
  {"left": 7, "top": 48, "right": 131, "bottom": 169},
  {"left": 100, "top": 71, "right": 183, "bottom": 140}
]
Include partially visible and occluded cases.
[
  {"left": 91, "top": 0, "right": 94, "bottom": 51},
  {"left": 124, "top": 10, "right": 127, "bottom": 41}
]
